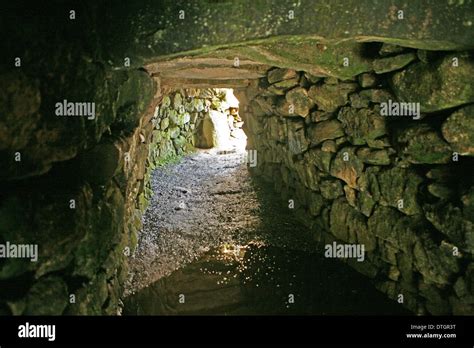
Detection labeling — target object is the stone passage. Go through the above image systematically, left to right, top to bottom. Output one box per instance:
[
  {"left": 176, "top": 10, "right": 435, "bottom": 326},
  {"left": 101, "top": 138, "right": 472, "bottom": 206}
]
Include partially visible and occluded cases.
[
  {"left": 0, "top": 0, "right": 473, "bottom": 316},
  {"left": 124, "top": 145, "right": 258, "bottom": 296},
  {"left": 123, "top": 149, "right": 409, "bottom": 315}
]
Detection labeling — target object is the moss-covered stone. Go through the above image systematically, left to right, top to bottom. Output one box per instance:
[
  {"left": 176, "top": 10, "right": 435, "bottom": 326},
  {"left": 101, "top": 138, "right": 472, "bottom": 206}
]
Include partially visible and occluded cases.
[
  {"left": 93, "top": 0, "right": 474, "bottom": 68},
  {"left": 379, "top": 44, "right": 408, "bottom": 57},
  {"left": 373, "top": 53, "right": 417, "bottom": 74},
  {"left": 391, "top": 53, "right": 474, "bottom": 112},
  {"left": 267, "top": 68, "right": 298, "bottom": 84},
  {"left": 0, "top": 71, "right": 41, "bottom": 151},
  {"left": 357, "top": 72, "right": 378, "bottom": 88},
  {"left": 269, "top": 77, "right": 300, "bottom": 93},
  {"left": 308, "top": 82, "right": 357, "bottom": 112},
  {"left": 285, "top": 87, "right": 314, "bottom": 117},
  {"left": 359, "top": 89, "right": 395, "bottom": 104},
  {"left": 442, "top": 104, "right": 474, "bottom": 156},
  {"left": 337, "top": 107, "right": 387, "bottom": 145},
  {"left": 287, "top": 120, "right": 308, "bottom": 155},
  {"left": 307, "top": 120, "right": 344, "bottom": 145},
  {"left": 397, "top": 124, "right": 452, "bottom": 164},
  {"left": 78, "top": 143, "right": 121, "bottom": 185},
  {"left": 330, "top": 147, "right": 364, "bottom": 189},
  {"left": 357, "top": 147, "right": 391, "bottom": 165},
  {"left": 306, "top": 148, "right": 333, "bottom": 173},
  {"left": 357, "top": 166, "right": 382, "bottom": 203},
  {"left": 378, "top": 166, "right": 423, "bottom": 215},
  {"left": 320, "top": 179, "right": 344, "bottom": 200},
  {"left": 73, "top": 182, "right": 124, "bottom": 279},
  {"left": 427, "top": 183, "right": 454, "bottom": 200},
  {"left": 358, "top": 191, "right": 376, "bottom": 218},
  {"left": 308, "top": 192, "right": 325, "bottom": 216},
  {"left": 330, "top": 198, "right": 366, "bottom": 244},
  {"left": 424, "top": 201, "right": 473, "bottom": 254},
  {"left": 368, "top": 206, "right": 418, "bottom": 253},
  {"left": 413, "top": 238, "right": 460, "bottom": 286},
  {"left": 65, "top": 272, "right": 109, "bottom": 315},
  {"left": 24, "top": 276, "right": 68, "bottom": 315}
]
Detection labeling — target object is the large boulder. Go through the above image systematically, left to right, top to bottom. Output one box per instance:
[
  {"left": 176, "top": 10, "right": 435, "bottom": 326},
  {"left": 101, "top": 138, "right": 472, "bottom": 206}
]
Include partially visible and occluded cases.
[{"left": 196, "top": 110, "right": 231, "bottom": 149}]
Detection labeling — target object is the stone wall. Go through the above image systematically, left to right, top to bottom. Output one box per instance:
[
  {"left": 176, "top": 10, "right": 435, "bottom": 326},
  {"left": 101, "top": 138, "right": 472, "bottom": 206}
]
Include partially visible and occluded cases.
[
  {"left": 1, "top": 0, "right": 473, "bottom": 316},
  {"left": 243, "top": 44, "right": 474, "bottom": 315},
  {"left": 0, "top": 67, "right": 157, "bottom": 315},
  {"left": 0, "top": 80, "right": 242, "bottom": 314},
  {"left": 153, "top": 88, "right": 242, "bottom": 152}
]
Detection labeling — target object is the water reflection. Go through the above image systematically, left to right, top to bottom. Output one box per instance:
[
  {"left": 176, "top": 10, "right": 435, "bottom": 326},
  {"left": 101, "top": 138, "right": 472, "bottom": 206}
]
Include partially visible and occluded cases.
[{"left": 124, "top": 242, "right": 410, "bottom": 315}]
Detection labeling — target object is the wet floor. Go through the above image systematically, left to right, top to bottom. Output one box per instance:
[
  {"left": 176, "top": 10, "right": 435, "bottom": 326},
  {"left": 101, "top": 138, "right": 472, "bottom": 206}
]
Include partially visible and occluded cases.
[
  {"left": 124, "top": 144, "right": 411, "bottom": 315},
  {"left": 124, "top": 243, "right": 409, "bottom": 315}
]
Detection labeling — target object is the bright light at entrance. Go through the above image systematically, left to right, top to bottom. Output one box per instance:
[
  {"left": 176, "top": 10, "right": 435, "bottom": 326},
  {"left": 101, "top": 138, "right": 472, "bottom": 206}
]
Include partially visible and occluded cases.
[{"left": 195, "top": 88, "right": 247, "bottom": 153}]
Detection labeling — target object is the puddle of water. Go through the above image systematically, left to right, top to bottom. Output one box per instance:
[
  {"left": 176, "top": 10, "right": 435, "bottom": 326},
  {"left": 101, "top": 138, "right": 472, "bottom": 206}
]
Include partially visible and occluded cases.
[{"left": 123, "top": 242, "right": 410, "bottom": 315}]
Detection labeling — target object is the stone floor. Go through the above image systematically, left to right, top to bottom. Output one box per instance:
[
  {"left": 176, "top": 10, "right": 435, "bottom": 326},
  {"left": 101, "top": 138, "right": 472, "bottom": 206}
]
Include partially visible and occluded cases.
[{"left": 123, "top": 142, "right": 411, "bottom": 315}]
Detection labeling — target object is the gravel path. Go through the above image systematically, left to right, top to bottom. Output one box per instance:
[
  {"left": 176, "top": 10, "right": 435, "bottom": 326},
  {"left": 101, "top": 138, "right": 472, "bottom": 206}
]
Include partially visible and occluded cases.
[
  {"left": 123, "top": 146, "right": 410, "bottom": 316},
  {"left": 124, "top": 146, "right": 315, "bottom": 296}
]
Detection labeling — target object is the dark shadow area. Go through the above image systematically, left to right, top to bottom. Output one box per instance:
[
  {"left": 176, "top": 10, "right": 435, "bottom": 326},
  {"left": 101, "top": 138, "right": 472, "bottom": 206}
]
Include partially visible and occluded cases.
[{"left": 124, "top": 173, "right": 411, "bottom": 315}]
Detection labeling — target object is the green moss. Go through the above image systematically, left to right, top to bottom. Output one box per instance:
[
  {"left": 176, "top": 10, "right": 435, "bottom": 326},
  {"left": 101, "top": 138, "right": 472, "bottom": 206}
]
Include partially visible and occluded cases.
[
  {"left": 202, "top": 39, "right": 373, "bottom": 79},
  {"left": 155, "top": 152, "right": 183, "bottom": 167}
]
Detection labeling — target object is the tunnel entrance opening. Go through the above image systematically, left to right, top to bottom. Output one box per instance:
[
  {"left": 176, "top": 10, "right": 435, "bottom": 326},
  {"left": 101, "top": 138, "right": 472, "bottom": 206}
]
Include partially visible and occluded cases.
[
  {"left": 2, "top": 1, "right": 473, "bottom": 320},
  {"left": 123, "top": 49, "right": 474, "bottom": 316},
  {"left": 123, "top": 74, "right": 412, "bottom": 316},
  {"left": 124, "top": 85, "right": 257, "bottom": 299},
  {"left": 193, "top": 88, "right": 247, "bottom": 154}
]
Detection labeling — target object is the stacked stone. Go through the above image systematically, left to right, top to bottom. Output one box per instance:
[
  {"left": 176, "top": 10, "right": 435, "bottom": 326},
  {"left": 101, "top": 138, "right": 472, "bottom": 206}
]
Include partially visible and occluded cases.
[
  {"left": 245, "top": 45, "right": 474, "bottom": 315},
  {"left": 0, "top": 68, "right": 158, "bottom": 315},
  {"left": 150, "top": 90, "right": 197, "bottom": 161},
  {"left": 227, "top": 107, "right": 244, "bottom": 140}
]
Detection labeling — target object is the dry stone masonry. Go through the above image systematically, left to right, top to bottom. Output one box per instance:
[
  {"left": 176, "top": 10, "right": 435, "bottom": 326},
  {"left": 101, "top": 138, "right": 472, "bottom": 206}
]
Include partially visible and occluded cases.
[
  {"left": 1, "top": 0, "right": 473, "bottom": 317},
  {"left": 242, "top": 45, "right": 474, "bottom": 315}
]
